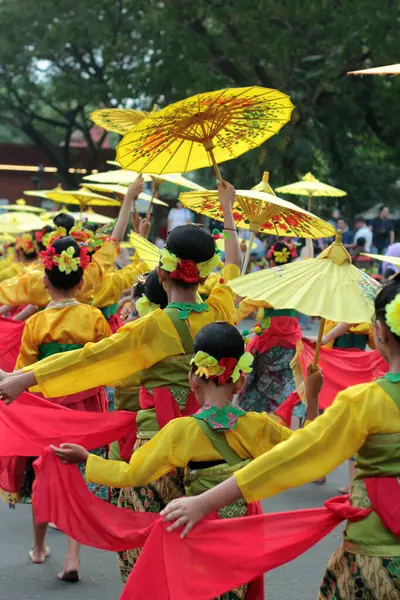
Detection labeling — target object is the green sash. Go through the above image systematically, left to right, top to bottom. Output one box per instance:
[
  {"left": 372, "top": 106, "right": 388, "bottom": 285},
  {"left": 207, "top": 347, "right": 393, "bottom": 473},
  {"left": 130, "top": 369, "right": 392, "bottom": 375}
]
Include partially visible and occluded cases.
[
  {"left": 100, "top": 303, "right": 119, "bottom": 320},
  {"left": 263, "top": 308, "right": 296, "bottom": 318},
  {"left": 334, "top": 333, "right": 368, "bottom": 350},
  {"left": 38, "top": 341, "right": 83, "bottom": 362},
  {"left": 196, "top": 419, "right": 242, "bottom": 467}
]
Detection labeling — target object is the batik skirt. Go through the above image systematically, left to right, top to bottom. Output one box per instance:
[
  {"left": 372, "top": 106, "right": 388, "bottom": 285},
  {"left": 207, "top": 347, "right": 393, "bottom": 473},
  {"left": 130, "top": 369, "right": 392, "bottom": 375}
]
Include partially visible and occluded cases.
[{"left": 319, "top": 544, "right": 400, "bottom": 599}]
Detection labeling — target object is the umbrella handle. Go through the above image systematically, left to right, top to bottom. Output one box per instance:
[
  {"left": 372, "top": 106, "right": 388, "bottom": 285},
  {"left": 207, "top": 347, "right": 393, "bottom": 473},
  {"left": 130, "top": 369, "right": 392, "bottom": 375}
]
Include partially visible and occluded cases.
[
  {"left": 203, "top": 143, "right": 223, "bottom": 183},
  {"left": 307, "top": 193, "right": 312, "bottom": 212},
  {"left": 241, "top": 231, "right": 255, "bottom": 275},
  {"left": 312, "top": 318, "right": 326, "bottom": 369}
]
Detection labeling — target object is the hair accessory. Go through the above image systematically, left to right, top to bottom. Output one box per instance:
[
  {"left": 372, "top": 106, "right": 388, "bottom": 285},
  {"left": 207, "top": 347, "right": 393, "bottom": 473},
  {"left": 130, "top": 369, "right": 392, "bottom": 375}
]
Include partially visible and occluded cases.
[
  {"left": 69, "top": 222, "right": 92, "bottom": 244},
  {"left": 35, "top": 229, "right": 47, "bottom": 245},
  {"left": 16, "top": 234, "right": 35, "bottom": 255},
  {"left": 267, "top": 242, "right": 296, "bottom": 264},
  {"left": 41, "top": 244, "right": 90, "bottom": 274},
  {"left": 160, "top": 247, "right": 222, "bottom": 284},
  {"left": 135, "top": 294, "right": 160, "bottom": 317},
  {"left": 385, "top": 294, "right": 400, "bottom": 337},
  {"left": 191, "top": 350, "right": 253, "bottom": 385}
]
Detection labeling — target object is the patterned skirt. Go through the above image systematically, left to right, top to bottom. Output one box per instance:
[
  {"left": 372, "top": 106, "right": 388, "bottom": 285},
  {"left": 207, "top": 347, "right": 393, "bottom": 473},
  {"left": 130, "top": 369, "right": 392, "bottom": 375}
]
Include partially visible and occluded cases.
[
  {"left": 239, "top": 346, "right": 304, "bottom": 417},
  {"left": 116, "top": 437, "right": 185, "bottom": 584},
  {"left": 319, "top": 544, "right": 400, "bottom": 599}
]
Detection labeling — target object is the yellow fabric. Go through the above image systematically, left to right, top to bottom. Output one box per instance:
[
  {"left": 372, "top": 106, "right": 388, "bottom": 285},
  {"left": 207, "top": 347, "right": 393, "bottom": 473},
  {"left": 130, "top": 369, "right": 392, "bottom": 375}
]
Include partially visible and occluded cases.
[
  {"left": 0, "top": 240, "right": 118, "bottom": 307},
  {"left": 92, "top": 254, "right": 148, "bottom": 308},
  {"left": 0, "top": 262, "right": 23, "bottom": 283},
  {"left": 25, "top": 264, "right": 240, "bottom": 397},
  {"left": 232, "top": 298, "right": 273, "bottom": 324},
  {"left": 15, "top": 304, "right": 112, "bottom": 370},
  {"left": 323, "top": 320, "right": 375, "bottom": 349},
  {"left": 235, "top": 381, "right": 400, "bottom": 503},
  {"left": 86, "top": 411, "right": 293, "bottom": 488}
]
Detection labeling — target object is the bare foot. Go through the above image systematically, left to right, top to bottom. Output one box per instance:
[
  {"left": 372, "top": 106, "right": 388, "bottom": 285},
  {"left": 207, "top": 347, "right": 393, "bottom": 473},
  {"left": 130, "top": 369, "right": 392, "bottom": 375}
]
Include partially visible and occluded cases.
[
  {"left": 313, "top": 476, "right": 327, "bottom": 485},
  {"left": 29, "top": 546, "right": 50, "bottom": 564},
  {"left": 57, "top": 570, "right": 80, "bottom": 583}
]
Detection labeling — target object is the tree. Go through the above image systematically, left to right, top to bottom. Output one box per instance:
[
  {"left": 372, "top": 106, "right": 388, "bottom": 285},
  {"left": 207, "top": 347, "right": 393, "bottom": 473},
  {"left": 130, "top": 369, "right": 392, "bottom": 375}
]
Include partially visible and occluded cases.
[{"left": 0, "top": 0, "right": 399, "bottom": 216}]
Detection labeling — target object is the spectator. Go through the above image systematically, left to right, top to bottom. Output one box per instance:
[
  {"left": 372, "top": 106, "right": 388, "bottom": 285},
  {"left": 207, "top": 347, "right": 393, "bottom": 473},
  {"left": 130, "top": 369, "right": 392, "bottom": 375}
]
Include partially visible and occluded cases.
[
  {"left": 167, "top": 201, "right": 191, "bottom": 232},
  {"left": 370, "top": 205, "right": 395, "bottom": 254},
  {"left": 328, "top": 208, "right": 341, "bottom": 230},
  {"left": 337, "top": 217, "right": 354, "bottom": 248},
  {"left": 353, "top": 217, "right": 372, "bottom": 252}
]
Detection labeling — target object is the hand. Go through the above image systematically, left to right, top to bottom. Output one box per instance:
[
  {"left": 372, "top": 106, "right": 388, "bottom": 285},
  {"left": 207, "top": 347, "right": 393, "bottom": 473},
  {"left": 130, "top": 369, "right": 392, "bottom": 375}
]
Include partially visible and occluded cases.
[
  {"left": 126, "top": 177, "right": 144, "bottom": 201},
  {"left": 218, "top": 180, "right": 236, "bottom": 212},
  {"left": 132, "top": 207, "right": 141, "bottom": 233},
  {"left": 138, "top": 214, "right": 152, "bottom": 239},
  {"left": 120, "top": 301, "right": 132, "bottom": 322},
  {"left": 321, "top": 336, "right": 328, "bottom": 346},
  {"left": 306, "top": 365, "right": 324, "bottom": 400},
  {"left": 0, "top": 369, "right": 10, "bottom": 383},
  {"left": 0, "top": 375, "right": 28, "bottom": 405},
  {"left": 50, "top": 443, "right": 89, "bottom": 464},
  {"left": 160, "top": 496, "right": 207, "bottom": 538}
]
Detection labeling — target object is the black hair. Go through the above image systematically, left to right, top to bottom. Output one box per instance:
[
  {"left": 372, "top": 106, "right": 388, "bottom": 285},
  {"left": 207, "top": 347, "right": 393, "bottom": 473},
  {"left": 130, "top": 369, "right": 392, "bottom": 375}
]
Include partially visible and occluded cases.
[
  {"left": 379, "top": 204, "right": 388, "bottom": 213},
  {"left": 54, "top": 213, "right": 75, "bottom": 233},
  {"left": 355, "top": 216, "right": 366, "bottom": 223},
  {"left": 337, "top": 217, "right": 347, "bottom": 224},
  {"left": 85, "top": 222, "right": 98, "bottom": 234},
  {"left": 165, "top": 224, "right": 216, "bottom": 287},
  {"left": 35, "top": 225, "right": 55, "bottom": 252},
  {"left": 45, "top": 236, "right": 85, "bottom": 290},
  {"left": 356, "top": 237, "right": 366, "bottom": 247},
  {"left": 268, "top": 241, "right": 294, "bottom": 264},
  {"left": 144, "top": 268, "right": 168, "bottom": 307},
  {"left": 132, "top": 275, "right": 147, "bottom": 301},
  {"left": 375, "top": 278, "right": 400, "bottom": 345},
  {"left": 192, "top": 322, "right": 245, "bottom": 383}
]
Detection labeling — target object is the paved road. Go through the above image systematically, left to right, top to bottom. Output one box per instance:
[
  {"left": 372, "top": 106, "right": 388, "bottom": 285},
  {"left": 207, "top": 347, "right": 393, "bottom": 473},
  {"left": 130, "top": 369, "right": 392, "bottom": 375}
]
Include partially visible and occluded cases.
[{"left": 0, "top": 463, "right": 346, "bottom": 600}]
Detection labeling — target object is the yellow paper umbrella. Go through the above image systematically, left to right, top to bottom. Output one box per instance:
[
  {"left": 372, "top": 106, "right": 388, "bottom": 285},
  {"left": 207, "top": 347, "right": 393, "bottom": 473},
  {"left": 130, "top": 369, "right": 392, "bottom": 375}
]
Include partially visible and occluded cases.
[
  {"left": 348, "top": 64, "right": 400, "bottom": 76},
  {"left": 116, "top": 86, "right": 294, "bottom": 180},
  {"left": 90, "top": 108, "right": 149, "bottom": 135},
  {"left": 83, "top": 169, "right": 152, "bottom": 185},
  {"left": 180, "top": 172, "right": 335, "bottom": 273},
  {"left": 276, "top": 172, "right": 347, "bottom": 212},
  {"left": 84, "top": 183, "right": 168, "bottom": 207},
  {"left": 25, "top": 186, "right": 121, "bottom": 213},
  {"left": 2, "top": 199, "right": 45, "bottom": 214},
  {"left": 80, "top": 209, "right": 114, "bottom": 225},
  {"left": 0, "top": 212, "right": 46, "bottom": 234},
  {"left": 128, "top": 232, "right": 161, "bottom": 270},
  {"left": 229, "top": 232, "right": 381, "bottom": 365},
  {"left": 362, "top": 253, "right": 400, "bottom": 266}
]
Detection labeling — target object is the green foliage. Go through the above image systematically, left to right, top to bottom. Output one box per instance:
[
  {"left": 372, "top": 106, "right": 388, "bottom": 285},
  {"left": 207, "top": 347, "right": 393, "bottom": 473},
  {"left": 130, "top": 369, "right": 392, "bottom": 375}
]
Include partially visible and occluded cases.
[{"left": 0, "top": 0, "right": 399, "bottom": 216}]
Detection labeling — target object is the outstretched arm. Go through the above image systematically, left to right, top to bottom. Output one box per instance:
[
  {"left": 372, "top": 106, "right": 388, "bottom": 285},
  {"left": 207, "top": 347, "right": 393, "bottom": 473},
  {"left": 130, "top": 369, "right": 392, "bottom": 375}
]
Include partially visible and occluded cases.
[
  {"left": 112, "top": 178, "right": 144, "bottom": 242},
  {"left": 218, "top": 181, "right": 241, "bottom": 269},
  {"left": 321, "top": 321, "right": 350, "bottom": 347}
]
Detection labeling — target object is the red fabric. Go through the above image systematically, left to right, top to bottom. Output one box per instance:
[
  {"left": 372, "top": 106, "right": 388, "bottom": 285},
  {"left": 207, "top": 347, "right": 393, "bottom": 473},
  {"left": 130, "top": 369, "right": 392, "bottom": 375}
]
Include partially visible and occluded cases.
[
  {"left": 108, "top": 313, "right": 123, "bottom": 333},
  {"left": 0, "top": 316, "right": 24, "bottom": 371},
  {"left": 248, "top": 317, "right": 301, "bottom": 355},
  {"left": 296, "top": 339, "right": 388, "bottom": 409},
  {"left": 140, "top": 386, "right": 200, "bottom": 430},
  {"left": 274, "top": 391, "right": 301, "bottom": 426},
  {"left": 118, "top": 414, "right": 138, "bottom": 463},
  {"left": 365, "top": 477, "right": 400, "bottom": 536},
  {"left": 126, "top": 495, "right": 370, "bottom": 600}
]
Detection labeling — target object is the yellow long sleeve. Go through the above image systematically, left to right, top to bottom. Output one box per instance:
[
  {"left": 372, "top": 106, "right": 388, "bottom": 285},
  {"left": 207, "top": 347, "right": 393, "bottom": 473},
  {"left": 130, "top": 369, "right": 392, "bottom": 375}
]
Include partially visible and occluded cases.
[
  {"left": 92, "top": 255, "right": 148, "bottom": 308},
  {"left": 235, "top": 381, "right": 400, "bottom": 503},
  {"left": 86, "top": 412, "right": 293, "bottom": 489}
]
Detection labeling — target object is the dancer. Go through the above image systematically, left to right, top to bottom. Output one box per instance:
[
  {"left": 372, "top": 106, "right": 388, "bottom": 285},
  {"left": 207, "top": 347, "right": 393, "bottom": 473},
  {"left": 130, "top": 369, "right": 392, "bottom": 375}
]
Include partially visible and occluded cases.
[
  {"left": 0, "top": 180, "right": 241, "bottom": 581},
  {"left": 2, "top": 235, "right": 112, "bottom": 582},
  {"left": 235, "top": 240, "right": 304, "bottom": 421},
  {"left": 162, "top": 278, "right": 400, "bottom": 599},
  {"left": 51, "top": 321, "right": 319, "bottom": 599}
]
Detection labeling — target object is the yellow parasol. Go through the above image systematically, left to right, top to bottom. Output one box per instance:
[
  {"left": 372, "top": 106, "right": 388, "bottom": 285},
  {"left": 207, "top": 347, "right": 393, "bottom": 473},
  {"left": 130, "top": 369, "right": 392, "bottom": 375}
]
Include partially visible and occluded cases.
[
  {"left": 348, "top": 64, "right": 400, "bottom": 76},
  {"left": 116, "top": 86, "right": 294, "bottom": 180},
  {"left": 90, "top": 108, "right": 149, "bottom": 135},
  {"left": 83, "top": 169, "right": 152, "bottom": 184},
  {"left": 180, "top": 171, "right": 335, "bottom": 273},
  {"left": 276, "top": 172, "right": 347, "bottom": 212},
  {"left": 84, "top": 183, "right": 169, "bottom": 207},
  {"left": 25, "top": 185, "right": 121, "bottom": 214},
  {"left": 2, "top": 199, "right": 44, "bottom": 214},
  {"left": 80, "top": 208, "right": 114, "bottom": 225},
  {"left": 0, "top": 212, "right": 46, "bottom": 234},
  {"left": 128, "top": 232, "right": 161, "bottom": 270},
  {"left": 229, "top": 232, "right": 380, "bottom": 366},
  {"left": 362, "top": 253, "right": 400, "bottom": 267}
]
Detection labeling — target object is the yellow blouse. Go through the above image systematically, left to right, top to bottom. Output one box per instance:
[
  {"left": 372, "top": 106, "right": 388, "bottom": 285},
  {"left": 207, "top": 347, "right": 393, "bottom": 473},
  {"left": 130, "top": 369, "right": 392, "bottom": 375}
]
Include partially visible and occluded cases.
[
  {"left": 0, "top": 241, "right": 118, "bottom": 307},
  {"left": 92, "top": 255, "right": 149, "bottom": 308},
  {"left": 0, "top": 262, "right": 24, "bottom": 283},
  {"left": 25, "top": 264, "right": 240, "bottom": 397},
  {"left": 232, "top": 299, "right": 272, "bottom": 325},
  {"left": 15, "top": 303, "right": 112, "bottom": 370},
  {"left": 323, "top": 320, "right": 375, "bottom": 349},
  {"left": 235, "top": 381, "right": 400, "bottom": 503},
  {"left": 86, "top": 411, "right": 293, "bottom": 489}
]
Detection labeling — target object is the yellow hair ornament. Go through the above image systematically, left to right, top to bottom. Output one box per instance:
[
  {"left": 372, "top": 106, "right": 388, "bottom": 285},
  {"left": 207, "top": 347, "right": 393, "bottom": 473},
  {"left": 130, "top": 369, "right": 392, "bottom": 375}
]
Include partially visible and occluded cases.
[{"left": 385, "top": 294, "right": 400, "bottom": 337}]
